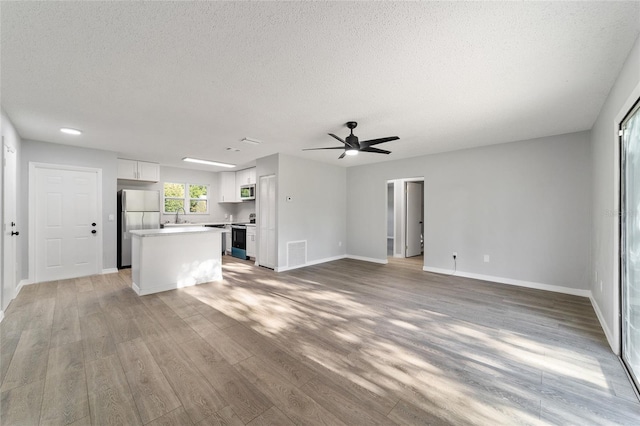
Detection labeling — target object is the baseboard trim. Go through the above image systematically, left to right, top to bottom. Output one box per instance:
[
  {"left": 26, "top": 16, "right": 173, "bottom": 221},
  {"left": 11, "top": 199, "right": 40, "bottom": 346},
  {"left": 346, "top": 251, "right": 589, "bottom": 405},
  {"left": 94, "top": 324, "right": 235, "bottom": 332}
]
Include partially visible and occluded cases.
[
  {"left": 276, "top": 255, "right": 347, "bottom": 272},
  {"left": 345, "top": 255, "right": 388, "bottom": 265},
  {"left": 422, "top": 266, "right": 591, "bottom": 298},
  {"left": 102, "top": 268, "right": 118, "bottom": 275},
  {"left": 131, "top": 276, "right": 222, "bottom": 296},
  {"left": 16, "top": 279, "right": 34, "bottom": 295},
  {"left": 589, "top": 294, "right": 618, "bottom": 354}
]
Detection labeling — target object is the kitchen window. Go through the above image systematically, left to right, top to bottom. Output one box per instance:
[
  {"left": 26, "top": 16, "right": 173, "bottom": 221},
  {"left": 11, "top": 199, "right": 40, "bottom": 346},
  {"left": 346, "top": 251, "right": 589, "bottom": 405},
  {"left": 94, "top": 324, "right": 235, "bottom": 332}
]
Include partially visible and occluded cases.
[{"left": 163, "top": 182, "right": 208, "bottom": 214}]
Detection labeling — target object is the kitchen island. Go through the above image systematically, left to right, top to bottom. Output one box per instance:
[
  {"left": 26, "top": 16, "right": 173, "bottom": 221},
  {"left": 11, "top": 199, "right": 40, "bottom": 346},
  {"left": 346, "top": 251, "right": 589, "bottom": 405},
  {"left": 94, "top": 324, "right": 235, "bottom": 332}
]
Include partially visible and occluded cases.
[{"left": 129, "top": 227, "right": 226, "bottom": 296}]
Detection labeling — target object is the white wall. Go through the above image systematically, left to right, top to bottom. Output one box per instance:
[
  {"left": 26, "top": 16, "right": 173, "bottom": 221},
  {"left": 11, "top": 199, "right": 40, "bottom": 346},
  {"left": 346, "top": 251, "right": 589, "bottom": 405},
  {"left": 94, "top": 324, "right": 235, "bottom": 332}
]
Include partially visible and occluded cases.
[
  {"left": 590, "top": 35, "right": 640, "bottom": 352},
  {"left": 1, "top": 109, "right": 22, "bottom": 308},
  {"left": 347, "top": 131, "right": 592, "bottom": 292},
  {"left": 20, "top": 139, "right": 119, "bottom": 277},
  {"left": 277, "top": 154, "right": 347, "bottom": 269},
  {"left": 117, "top": 166, "right": 255, "bottom": 223}
]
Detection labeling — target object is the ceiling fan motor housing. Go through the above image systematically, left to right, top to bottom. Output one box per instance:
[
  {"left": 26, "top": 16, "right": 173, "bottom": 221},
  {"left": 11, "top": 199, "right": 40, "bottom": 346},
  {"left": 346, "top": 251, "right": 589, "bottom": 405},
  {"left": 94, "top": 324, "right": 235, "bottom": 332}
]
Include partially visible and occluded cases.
[{"left": 346, "top": 134, "right": 359, "bottom": 148}]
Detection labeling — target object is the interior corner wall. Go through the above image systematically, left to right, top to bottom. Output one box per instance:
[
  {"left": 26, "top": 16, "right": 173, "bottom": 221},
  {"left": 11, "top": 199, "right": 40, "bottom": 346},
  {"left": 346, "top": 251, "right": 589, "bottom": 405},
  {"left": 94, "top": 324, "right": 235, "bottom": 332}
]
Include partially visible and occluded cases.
[
  {"left": 590, "top": 35, "right": 640, "bottom": 353},
  {"left": 347, "top": 131, "right": 592, "bottom": 291},
  {"left": 20, "top": 140, "right": 119, "bottom": 278},
  {"left": 277, "top": 154, "right": 346, "bottom": 269}
]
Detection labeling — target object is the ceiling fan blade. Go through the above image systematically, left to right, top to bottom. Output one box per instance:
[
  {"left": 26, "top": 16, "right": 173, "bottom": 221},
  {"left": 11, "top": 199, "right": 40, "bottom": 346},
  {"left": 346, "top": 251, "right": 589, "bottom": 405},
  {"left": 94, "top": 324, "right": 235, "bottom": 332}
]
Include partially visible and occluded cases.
[
  {"left": 328, "top": 133, "right": 348, "bottom": 145},
  {"left": 360, "top": 136, "right": 399, "bottom": 148},
  {"left": 303, "top": 146, "right": 345, "bottom": 151},
  {"left": 361, "top": 147, "right": 391, "bottom": 155},
  {"left": 338, "top": 152, "right": 346, "bottom": 159}
]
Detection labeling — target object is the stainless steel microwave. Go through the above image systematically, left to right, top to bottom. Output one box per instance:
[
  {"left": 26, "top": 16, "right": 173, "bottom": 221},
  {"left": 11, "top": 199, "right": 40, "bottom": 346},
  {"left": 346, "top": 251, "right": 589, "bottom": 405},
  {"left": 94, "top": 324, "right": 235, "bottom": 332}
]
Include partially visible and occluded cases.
[{"left": 240, "top": 184, "right": 255, "bottom": 201}]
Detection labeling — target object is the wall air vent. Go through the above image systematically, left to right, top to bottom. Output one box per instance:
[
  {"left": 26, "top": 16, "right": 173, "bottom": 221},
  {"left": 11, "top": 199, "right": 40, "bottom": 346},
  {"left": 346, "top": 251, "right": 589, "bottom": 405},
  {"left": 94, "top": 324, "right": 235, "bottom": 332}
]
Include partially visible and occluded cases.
[{"left": 287, "top": 240, "right": 307, "bottom": 268}]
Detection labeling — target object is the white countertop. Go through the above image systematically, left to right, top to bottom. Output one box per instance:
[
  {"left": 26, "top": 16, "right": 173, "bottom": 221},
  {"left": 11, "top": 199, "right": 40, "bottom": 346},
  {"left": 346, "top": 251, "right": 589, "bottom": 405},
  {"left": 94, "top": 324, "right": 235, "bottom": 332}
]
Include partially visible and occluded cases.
[
  {"left": 162, "top": 222, "right": 252, "bottom": 227},
  {"left": 130, "top": 227, "right": 227, "bottom": 237}
]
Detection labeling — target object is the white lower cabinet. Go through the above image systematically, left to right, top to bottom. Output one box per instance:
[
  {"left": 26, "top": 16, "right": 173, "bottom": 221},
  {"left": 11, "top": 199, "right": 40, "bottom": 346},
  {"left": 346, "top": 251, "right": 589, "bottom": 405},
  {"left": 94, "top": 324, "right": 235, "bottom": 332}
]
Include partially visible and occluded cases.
[
  {"left": 225, "top": 225, "right": 232, "bottom": 254},
  {"left": 246, "top": 226, "right": 256, "bottom": 258}
]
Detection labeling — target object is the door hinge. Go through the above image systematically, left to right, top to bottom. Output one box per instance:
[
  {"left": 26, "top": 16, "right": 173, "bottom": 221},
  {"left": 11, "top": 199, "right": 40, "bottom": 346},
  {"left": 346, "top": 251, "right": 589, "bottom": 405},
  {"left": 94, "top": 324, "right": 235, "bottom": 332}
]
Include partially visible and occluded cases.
[{"left": 619, "top": 129, "right": 625, "bottom": 137}]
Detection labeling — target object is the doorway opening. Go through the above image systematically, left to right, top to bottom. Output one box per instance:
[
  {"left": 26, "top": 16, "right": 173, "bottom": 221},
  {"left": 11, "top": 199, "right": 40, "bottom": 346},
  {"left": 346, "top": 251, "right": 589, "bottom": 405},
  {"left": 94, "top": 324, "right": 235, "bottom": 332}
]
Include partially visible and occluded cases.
[{"left": 387, "top": 178, "right": 424, "bottom": 267}]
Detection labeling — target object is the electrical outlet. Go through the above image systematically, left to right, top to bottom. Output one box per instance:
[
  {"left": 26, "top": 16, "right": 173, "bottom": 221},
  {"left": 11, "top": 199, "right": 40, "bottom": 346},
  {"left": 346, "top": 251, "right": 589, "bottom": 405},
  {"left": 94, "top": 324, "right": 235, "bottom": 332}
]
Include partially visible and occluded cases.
[
  {"left": 338, "top": 241, "right": 342, "bottom": 247},
  {"left": 484, "top": 254, "right": 490, "bottom": 262}
]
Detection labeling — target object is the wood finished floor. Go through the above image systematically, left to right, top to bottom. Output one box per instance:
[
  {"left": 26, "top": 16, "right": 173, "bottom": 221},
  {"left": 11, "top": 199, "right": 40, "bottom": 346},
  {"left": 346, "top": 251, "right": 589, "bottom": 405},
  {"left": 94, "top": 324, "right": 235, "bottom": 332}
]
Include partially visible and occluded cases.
[{"left": 1, "top": 255, "right": 639, "bottom": 425}]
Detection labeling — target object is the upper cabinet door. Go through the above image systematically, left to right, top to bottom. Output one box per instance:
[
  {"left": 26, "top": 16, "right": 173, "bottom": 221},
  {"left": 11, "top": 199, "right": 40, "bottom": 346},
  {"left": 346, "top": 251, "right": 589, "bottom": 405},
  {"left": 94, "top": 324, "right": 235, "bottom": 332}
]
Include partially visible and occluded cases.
[
  {"left": 117, "top": 159, "right": 138, "bottom": 180},
  {"left": 117, "top": 159, "right": 160, "bottom": 182},
  {"left": 137, "top": 161, "right": 160, "bottom": 182},
  {"left": 236, "top": 168, "right": 256, "bottom": 185},
  {"left": 236, "top": 169, "right": 248, "bottom": 185},
  {"left": 218, "top": 171, "right": 237, "bottom": 203}
]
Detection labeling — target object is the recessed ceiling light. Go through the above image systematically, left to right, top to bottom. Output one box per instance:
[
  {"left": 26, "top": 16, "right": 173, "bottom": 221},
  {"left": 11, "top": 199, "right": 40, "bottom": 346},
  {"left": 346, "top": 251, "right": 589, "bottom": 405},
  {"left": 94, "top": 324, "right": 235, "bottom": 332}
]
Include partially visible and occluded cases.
[
  {"left": 60, "top": 127, "right": 82, "bottom": 135},
  {"left": 241, "top": 137, "right": 261, "bottom": 145},
  {"left": 345, "top": 149, "right": 359, "bottom": 156},
  {"left": 182, "top": 157, "right": 236, "bottom": 168}
]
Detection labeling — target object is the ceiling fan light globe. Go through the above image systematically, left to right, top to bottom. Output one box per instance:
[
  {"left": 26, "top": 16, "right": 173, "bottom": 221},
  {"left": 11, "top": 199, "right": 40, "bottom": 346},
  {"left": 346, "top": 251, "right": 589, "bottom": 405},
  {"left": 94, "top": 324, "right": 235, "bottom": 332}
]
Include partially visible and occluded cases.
[{"left": 345, "top": 149, "right": 358, "bottom": 156}]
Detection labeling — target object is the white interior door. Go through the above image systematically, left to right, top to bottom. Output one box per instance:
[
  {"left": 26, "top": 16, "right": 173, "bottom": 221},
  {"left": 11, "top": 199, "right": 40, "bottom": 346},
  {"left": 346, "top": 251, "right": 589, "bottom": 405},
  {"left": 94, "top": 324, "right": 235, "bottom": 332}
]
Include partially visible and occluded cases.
[
  {"left": 3, "top": 143, "right": 18, "bottom": 311},
  {"left": 35, "top": 166, "right": 100, "bottom": 282},
  {"left": 258, "top": 174, "right": 276, "bottom": 269},
  {"left": 405, "top": 181, "right": 423, "bottom": 257}
]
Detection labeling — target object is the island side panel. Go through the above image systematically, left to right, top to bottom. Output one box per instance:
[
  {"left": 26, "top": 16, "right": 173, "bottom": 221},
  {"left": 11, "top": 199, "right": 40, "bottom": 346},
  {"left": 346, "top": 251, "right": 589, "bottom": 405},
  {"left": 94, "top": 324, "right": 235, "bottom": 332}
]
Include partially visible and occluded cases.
[
  {"left": 132, "top": 231, "right": 222, "bottom": 295},
  {"left": 132, "top": 234, "right": 142, "bottom": 294}
]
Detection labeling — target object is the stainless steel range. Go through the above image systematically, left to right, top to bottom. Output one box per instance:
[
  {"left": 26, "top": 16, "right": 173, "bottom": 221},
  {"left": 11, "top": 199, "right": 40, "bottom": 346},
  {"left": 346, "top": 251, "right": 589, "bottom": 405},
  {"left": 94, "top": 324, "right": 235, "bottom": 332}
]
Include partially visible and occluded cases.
[{"left": 231, "top": 225, "right": 248, "bottom": 259}]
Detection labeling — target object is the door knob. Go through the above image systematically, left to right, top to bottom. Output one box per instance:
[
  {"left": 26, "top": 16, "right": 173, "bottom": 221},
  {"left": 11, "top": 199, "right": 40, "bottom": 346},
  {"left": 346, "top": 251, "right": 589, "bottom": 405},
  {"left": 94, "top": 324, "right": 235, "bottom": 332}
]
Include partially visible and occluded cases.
[
  {"left": 92, "top": 222, "right": 96, "bottom": 227},
  {"left": 91, "top": 230, "right": 97, "bottom": 234},
  {"left": 11, "top": 231, "right": 19, "bottom": 236}
]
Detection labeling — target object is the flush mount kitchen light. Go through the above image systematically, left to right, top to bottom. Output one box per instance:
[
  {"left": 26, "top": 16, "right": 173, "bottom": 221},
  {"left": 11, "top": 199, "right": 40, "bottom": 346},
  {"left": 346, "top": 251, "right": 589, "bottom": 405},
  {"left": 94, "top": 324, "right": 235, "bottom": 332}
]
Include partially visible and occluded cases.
[
  {"left": 60, "top": 127, "right": 82, "bottom": 135},
  {"left": 241, "top": 137, "right": 261, "bottom": 145},
  {"left": 345, "top": 149, "right": 359, "bottom": 156},
  {"left": 182, "top": 157, "right": 236, "bottom": 168}
]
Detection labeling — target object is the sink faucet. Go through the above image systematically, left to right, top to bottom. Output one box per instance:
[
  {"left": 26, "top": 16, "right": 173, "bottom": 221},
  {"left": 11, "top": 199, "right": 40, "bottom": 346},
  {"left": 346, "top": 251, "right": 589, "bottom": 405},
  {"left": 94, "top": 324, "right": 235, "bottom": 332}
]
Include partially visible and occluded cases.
[{"left": 175, "top": 207, "right": 186, "bottom": 224}]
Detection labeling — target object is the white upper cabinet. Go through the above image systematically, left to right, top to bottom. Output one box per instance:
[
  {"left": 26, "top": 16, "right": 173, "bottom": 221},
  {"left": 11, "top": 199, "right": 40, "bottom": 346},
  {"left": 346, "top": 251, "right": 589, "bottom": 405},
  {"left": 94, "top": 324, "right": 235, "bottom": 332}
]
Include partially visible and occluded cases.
[
  {"left": 117, "top": 159, "right": 160, "bottom": 182},
  {"left": 137, "top": 161, "right": 160, "bottom": 182},
  {"left": 218, "top": 168, "right": 255, "bottom": 203},
  {"left": 236, "top": 168, "right": 256, "bottom": 186},
  {"left": 218, "top": 171, "right": 238, "bottom": 203}
]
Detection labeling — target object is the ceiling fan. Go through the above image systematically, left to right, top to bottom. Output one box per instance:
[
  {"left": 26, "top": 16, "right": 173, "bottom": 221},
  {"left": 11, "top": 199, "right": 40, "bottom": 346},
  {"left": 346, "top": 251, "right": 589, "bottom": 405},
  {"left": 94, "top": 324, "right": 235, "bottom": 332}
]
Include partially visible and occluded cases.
[{"left": 304, "top": 121, "right": 399, "bottom": 159}]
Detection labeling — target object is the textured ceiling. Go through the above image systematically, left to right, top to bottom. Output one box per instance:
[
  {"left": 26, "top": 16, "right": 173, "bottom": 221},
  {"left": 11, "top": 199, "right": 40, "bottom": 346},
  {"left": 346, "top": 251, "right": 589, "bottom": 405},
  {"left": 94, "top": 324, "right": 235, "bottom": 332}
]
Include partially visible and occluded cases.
[{"left": 2, "top": 2, "right": 639, "bottom": 170}]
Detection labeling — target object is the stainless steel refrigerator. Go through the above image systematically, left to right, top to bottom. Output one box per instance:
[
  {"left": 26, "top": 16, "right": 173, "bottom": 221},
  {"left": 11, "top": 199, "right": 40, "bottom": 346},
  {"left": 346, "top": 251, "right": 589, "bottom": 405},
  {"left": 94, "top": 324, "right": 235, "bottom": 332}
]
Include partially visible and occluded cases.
[{"left": 117, "top": 189, "right": 161, "bottom": 268}]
